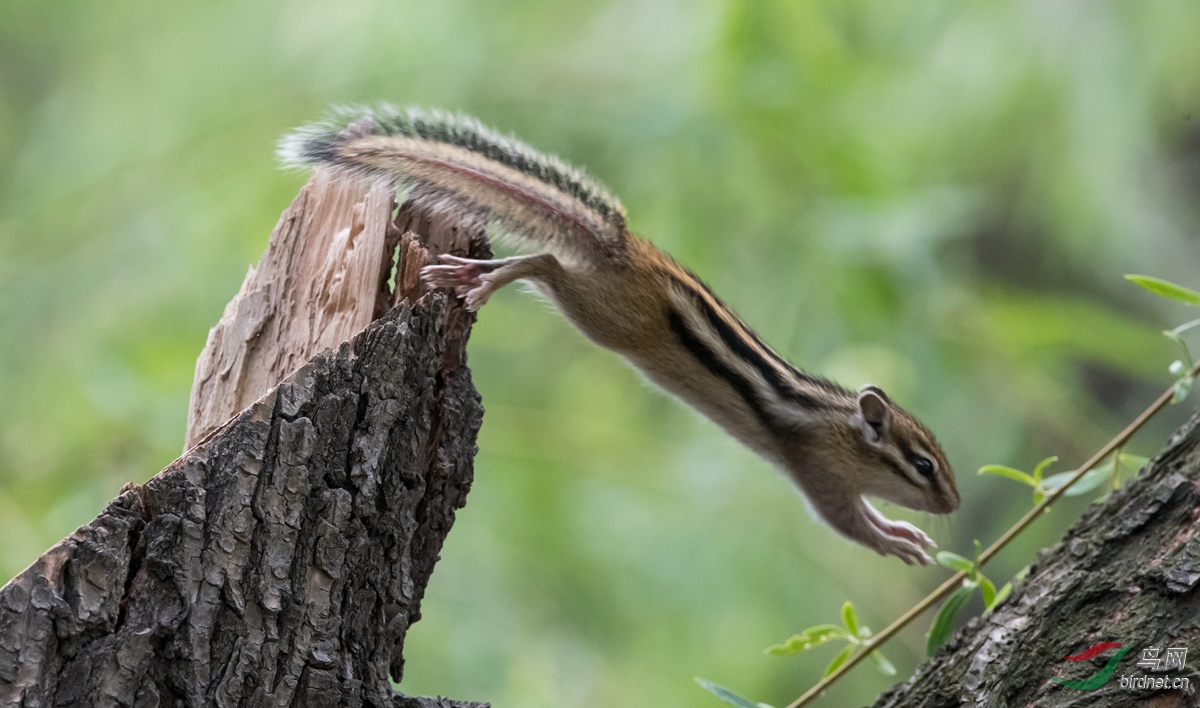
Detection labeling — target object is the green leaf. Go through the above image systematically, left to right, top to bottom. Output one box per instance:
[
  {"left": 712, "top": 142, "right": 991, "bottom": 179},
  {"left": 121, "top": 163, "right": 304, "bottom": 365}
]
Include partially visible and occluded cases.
[
  {"left": 1126, "top": 275, "right": 1200, "bottom": 307},
  {"left": 1164, "top": 335, "right": 1193, "bottom": 369},
  {"left": 1172, "top": 376, "right": 1194, "bottom": 404},
  {"left": 1119, "top": 452, "right": 1150, "bottom": 471},
  {"left": 1032, "top": 456, "right": 1059, "bottom": 484},
  {"left": 977, "top": 465, "right": 1035, "bottom": 487},
  {"left": 1041, "top": 466, "right": 1112, "bottom": 497},
  {"left": 936, "top": 551, "right": 975, "bottom": 575},
  {"left": 979, "top": 576, "right": 997, "bottom": 609},
  {"left": 992, "top": 581, "right": 1012, "bottom": 608},
  {"left": 926, "top": 583, "right": 976, "bottom": 656},
  {"left": 841, "top": 601, "right": 859, "bottom": 637},
  {"left": 764, "top": 625, "right": 851, "bottom": 656},
  {"left": 824, "top": 643, "right": 857, "bottom": 677},
  {"left": 870, "top": 650, "right": 897, "bottom": 676},
  {"left": 694, "top": 679, "right": 775, "bottom": 708}
]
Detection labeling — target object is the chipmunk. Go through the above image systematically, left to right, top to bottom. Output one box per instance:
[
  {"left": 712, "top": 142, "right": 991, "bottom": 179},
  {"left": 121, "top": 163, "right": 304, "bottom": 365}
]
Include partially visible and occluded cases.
[{"left": 279, "top": 105, "right": 959, "bottom": 564}]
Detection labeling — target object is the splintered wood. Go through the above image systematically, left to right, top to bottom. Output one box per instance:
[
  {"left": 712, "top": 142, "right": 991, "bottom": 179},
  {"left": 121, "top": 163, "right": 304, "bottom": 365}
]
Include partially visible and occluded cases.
[
  {"left": 0, "top": 160, "right": 492, "bottom": 707},
  {"left": 186, "top": 167, "right": 481, "bottom": 449}
]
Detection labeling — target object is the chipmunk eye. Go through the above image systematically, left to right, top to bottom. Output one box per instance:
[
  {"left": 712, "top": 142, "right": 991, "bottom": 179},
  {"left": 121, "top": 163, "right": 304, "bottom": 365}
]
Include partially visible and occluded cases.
[{"left": 913, "top": 456, "right": 935, "bottom": 478}]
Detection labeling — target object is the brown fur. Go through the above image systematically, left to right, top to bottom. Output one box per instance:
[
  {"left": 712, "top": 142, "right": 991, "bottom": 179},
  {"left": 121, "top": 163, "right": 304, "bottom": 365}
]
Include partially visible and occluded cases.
[{"left": 293, "top": 116, "right": 959, "bottom": 565}]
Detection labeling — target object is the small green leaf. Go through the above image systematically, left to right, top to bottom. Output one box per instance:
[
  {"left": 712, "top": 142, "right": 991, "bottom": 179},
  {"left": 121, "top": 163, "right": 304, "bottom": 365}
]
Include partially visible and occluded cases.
[
  {"left": 1126, "top": 275, "right": 1200, "bottom": 307},
  {"left": 1164, "top": 331, "right": 1195, "bottom": 369},
  {"left": 1164, "top": 333, "right": 1194, "bottom": 368},
  {"left": 1172, "top": 376, "right": 1194, "bottom": 404},
  {"left": 1119, "top": 452, "right": 1149, "bottom": 471},
  {"left": 1032, "top": 456, "right": 1059, "bottom": 484},
  {"left": 977, "top": 465, "right": 1036, "bottom": 487},
  {"left": 1041, "top": 466, "right": 1113, "bottom": 497},
  {"left": 936, "top": 551, "right": 975, "bottom": 575},
  {"left": 979, "top": 576, "right": 997, "bottom": 609},
  {"left": 992, "top": 581, "right": 1012, "bottom": 608},
  {"left": 926, "top": 583, "right": 976, "bottom": 656},
  {"left": 841, "top": 601, "right": 859, "bottom": 637},
  {"left": 764, "top": 625, "right": 851, "bottom": 656},
  {"left": 824, "top": 643, "right": 857, "bottom": 677},
  {"left": 870, "top": 650, "right": 897, "bottom": 676},
  {"left": 694, "top": 678, "right": 775, "bottom": 708}
]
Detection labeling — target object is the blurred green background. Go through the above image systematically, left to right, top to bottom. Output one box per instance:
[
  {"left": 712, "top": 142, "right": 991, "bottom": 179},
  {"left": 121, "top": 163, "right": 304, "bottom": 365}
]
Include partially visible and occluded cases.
[{"left": 3, "top": 0, "right": 1200, "bottom": 705}]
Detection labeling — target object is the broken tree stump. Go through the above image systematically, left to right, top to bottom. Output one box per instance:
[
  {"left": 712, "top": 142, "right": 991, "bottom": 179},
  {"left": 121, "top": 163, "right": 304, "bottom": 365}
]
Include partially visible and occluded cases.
[{"left": 0, "top": 163, "right": 493, "bottom": 707}]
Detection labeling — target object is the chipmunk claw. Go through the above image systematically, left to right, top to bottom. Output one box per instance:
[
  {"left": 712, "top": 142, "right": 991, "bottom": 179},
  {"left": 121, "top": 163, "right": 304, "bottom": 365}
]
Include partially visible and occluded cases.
[{"left": 420, "top": 255, "right": 505, "bottom": 311}]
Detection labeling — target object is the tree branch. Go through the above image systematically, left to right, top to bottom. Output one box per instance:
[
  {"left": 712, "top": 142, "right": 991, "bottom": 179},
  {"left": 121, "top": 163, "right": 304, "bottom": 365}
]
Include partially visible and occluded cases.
[{"left": 875, "top": 411, "right": 1200, "bottom": 707}]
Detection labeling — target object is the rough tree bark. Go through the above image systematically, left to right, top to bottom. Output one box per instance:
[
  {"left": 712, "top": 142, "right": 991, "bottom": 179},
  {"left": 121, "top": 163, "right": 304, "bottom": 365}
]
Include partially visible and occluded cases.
[
  {"left": 0, "top": 163, "right": 492, "bottom": 707},
  {"left": 875, "top": 411, "right": 1200, "bottom": 708}
]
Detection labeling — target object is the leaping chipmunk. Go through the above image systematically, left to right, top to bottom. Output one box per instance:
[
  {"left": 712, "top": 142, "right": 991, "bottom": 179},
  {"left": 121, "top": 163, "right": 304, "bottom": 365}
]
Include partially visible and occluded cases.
[{"left": 279, "top": 106, "right": 959, "bottom": 564}]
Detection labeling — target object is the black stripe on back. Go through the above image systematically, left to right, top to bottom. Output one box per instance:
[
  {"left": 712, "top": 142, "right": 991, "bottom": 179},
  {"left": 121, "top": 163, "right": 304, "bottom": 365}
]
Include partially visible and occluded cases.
[
  {"left": 670, "top": 274, "right": 835, "bottom": 411},
  {"left": 685, "top": 275, "right": 844, "bottom": 393},
  {"left": 667, "top": 308, "right": 779, "bottom": 432}
]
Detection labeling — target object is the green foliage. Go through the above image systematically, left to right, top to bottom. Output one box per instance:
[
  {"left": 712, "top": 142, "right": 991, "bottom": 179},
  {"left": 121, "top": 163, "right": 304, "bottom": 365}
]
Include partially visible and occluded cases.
[
  {"left": 4, "top": 3, "right": 1200, "bottom": 707},
  {"left": 1126, "top": 275, "right": 1200, "bottom": 402},
  {"left": 1126, "top": 276, "right": 1200, "bottom": 307},
  {"left": 1169, "top": 359, "right": 1196, "bottom": 404},
  {"left": 982, "top": 449, "right": 1150, "bottom": 507},
  {"left": 1041, "top": 451, "right": 1149, "bottom": 501},
  {"left": 978, "top": 456, "right": 1058, "bottom": 505},
  {"left": 926, "top": 541, "right": 1012, "bottom": 656},
  {"left": 926, "top": 583, "right": 976, "bottom": 657},
  {"left": 765, "top": 602, "right": 897, "bottom": 679},
  {"left": 765, "top": 625, "right": 851, "bottom": 655},
  {"left": 824, "top": 644, "right": 857, "bottom": 677},
  {"left": 694, "top": 678, "right": 775, "bottom": 708}
]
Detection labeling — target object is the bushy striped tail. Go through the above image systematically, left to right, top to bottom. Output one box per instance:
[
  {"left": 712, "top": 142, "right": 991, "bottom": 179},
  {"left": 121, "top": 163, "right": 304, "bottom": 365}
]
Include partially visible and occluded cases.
[{"left": 278, "top": 105, "right": 628, "bottom": 262}]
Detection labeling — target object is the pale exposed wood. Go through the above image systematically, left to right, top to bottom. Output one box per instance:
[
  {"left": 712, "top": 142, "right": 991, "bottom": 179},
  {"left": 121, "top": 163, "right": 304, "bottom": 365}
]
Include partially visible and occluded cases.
[
  {"left": 2, "top": 126, "right": 495, "bottom": 705},
  {"left": 187, "top": 167, "right": 402, "bottom": 449}
]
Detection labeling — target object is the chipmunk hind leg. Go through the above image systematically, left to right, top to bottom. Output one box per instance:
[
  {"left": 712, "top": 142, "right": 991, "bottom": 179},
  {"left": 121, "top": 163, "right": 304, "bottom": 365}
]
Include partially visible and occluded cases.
[{"left": 421, "top": 253, "right": 564, "bottom": 311}]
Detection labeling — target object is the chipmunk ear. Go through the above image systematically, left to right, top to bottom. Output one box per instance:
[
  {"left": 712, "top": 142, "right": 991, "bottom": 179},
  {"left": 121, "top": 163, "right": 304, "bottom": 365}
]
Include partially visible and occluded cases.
[{"left": 857, "top": 385, "right": 891, "bottom": 443}]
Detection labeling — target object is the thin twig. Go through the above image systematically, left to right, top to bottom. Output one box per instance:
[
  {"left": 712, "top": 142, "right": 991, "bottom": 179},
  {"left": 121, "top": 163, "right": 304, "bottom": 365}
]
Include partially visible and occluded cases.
[{"left": 785, "top": 361, "right": 1200, "bottom": 708}]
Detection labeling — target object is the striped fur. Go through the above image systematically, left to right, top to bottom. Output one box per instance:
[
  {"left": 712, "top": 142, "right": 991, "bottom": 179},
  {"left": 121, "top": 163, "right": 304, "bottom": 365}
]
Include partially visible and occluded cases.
[
  {"left": 279, "top": 105, "right": 627, "bottom": 264},
  {"left": 282, "top": 106, "right": 959, "bottom": 564},
  {"left": 665, "top": 271, "right": 850, "bottom": 428}
]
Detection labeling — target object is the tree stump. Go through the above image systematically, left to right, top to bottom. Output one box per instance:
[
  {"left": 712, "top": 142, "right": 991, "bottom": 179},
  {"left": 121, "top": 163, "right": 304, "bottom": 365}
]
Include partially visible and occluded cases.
[
  {"left": 0, "top": 162, "right": 492, "bottom": 707},
  {"left": 875, "top": 411, "right": 1200, "bottom": 708}
]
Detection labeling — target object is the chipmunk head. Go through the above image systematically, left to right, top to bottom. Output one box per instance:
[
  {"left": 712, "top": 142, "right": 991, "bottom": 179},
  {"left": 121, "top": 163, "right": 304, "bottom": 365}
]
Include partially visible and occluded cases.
[{"left": 849, "top": 384, "right": 959, "bottom": 514}]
